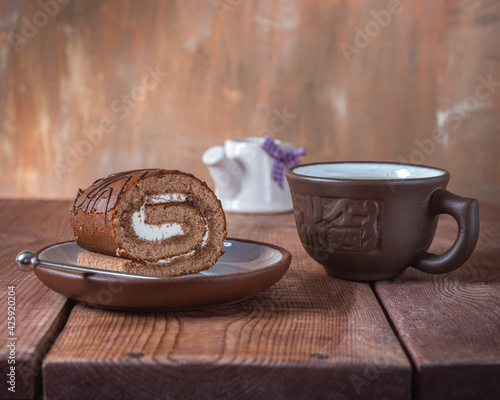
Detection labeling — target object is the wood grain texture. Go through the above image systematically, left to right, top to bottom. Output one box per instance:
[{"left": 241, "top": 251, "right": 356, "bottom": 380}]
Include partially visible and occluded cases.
[
  {"left": 1, "top": 0, "right": 499, "bottom": 202},
  {"left": 0, "top": 200, "right": 73, "bottom": 399},
  {"left": 375, "top": 204, "right": 500, "bottom": 400},
  {"left": 42, "top": 212, "right": 411, "bottom": 400}
]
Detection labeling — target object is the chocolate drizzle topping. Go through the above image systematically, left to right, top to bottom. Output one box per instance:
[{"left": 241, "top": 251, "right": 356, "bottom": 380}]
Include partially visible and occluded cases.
[{"left": 72, "top": 170, "right": 154, "bottom": 225}]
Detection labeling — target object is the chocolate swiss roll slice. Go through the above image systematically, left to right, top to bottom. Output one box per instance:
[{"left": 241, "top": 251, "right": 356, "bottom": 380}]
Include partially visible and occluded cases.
[{"left": 69, "top": 169, "right": 227, "bottom": 277}]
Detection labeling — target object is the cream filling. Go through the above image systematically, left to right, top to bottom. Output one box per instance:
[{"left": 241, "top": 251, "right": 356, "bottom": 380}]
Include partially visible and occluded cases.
[
  {"left": 131, "top": 193, "right": 210, "bottom": 261},
  {"left": 132, "top": 193, "right": 187, "bottom": 242},
  {"left": 151, "top": 193, "right": 187, "bottom": 203},
  {"left": 132, "top": 204, "right": 184, "bottom": 241},
  {"left": 157, "top": 249, "right": 196, "bottom": 264}
]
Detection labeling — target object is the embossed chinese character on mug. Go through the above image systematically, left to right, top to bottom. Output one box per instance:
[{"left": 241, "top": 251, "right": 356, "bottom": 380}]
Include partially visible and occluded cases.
[{"left": 286, "top": 162, "right": 480, "bottom": 281}]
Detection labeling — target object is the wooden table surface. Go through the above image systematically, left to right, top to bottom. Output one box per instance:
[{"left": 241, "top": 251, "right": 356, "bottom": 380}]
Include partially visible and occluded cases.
[{"left": 0, "top": 199, "right": 499, "bottom": 400}]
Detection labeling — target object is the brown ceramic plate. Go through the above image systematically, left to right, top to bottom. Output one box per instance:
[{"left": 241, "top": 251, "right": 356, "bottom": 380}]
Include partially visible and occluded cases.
[{"left": 35, "top": 238, "right": 291, "bottom": 311}]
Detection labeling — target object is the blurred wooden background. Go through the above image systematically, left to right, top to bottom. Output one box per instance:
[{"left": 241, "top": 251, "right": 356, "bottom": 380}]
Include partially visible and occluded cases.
[{"left": 1, "top": 0, "right": 499, "bottom": 201}]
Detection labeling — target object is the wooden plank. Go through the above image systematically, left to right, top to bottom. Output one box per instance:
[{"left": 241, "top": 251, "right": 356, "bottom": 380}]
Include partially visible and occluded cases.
[
  {"left": 1, "top": 0, "right": 499, "bottom": 202},
  {"left": 0, "top": 200, "right": 73, "bottom": 399},
  {"left": 375, "top": 204, "right": 500, "bottom": 400},
  {"left": 43, "top": 212, "right": 411, "bottom": 400}
]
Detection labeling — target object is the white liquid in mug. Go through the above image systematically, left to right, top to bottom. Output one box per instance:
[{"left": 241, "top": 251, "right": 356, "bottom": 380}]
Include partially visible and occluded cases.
[{"left": 292, "top": 163, "right": 446, "bottom": 180}]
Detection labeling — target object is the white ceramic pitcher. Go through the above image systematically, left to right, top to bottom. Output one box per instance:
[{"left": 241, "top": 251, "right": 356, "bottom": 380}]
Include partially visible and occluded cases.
[{"left": 202, "top": 137, "right": 298, "bottom": 213}]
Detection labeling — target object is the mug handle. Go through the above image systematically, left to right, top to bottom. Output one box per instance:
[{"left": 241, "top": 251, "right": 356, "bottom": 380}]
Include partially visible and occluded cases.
[{"left": 412, "top": 188, "right": 480, "bottom": 274}]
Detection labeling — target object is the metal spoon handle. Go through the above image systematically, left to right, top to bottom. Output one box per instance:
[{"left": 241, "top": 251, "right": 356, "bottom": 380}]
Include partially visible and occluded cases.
[{"left": 16, "top": 251, "right": 162, "bottom": 280}]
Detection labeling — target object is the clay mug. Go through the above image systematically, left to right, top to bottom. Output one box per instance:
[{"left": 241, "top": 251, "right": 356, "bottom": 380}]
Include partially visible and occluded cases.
[{"left": 285, "top": 162, "right": 480, "bottom": 281}]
